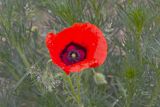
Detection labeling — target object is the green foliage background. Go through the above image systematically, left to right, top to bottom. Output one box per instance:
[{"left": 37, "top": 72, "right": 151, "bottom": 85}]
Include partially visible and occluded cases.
[{"left": 0, "top": 0, "right": 160, "bottom": 107}]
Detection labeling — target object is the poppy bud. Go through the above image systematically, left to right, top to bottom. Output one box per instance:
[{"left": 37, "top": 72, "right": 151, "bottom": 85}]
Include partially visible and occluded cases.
[{"left": 93, "top": 72, "right": 108, "bottom": 85}]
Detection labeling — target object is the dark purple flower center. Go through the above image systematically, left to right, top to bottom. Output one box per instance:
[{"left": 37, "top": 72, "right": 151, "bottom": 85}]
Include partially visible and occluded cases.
[{"left": 60, "top": 43, "right": 86, "bottom": 65}]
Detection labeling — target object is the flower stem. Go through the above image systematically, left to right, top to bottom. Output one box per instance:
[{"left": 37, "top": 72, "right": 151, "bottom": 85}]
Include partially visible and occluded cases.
[
  {"left": 91, "top": 68, "right": 96, "bottom": 74},
  {"left": 65, "top": 73, "right": 82, "bottom": 107},
  {"left": 76, "top": 73, "right": 82, "bottom": 105}
]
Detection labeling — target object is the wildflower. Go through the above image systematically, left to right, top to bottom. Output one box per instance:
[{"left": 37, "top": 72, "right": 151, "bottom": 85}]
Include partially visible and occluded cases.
[{"left": 46, "top": 22, "right": 108, "bottom": 74}]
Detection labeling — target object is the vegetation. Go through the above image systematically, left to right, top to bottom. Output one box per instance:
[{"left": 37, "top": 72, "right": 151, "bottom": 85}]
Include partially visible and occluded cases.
[{"left": 0, "top": 0, "right": 160, "bottom": 107}]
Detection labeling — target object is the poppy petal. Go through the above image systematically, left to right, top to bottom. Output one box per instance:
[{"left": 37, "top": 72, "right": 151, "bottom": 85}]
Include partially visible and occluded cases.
[{"left": 46, "top": 22, "right": 108, "bottom": 75}]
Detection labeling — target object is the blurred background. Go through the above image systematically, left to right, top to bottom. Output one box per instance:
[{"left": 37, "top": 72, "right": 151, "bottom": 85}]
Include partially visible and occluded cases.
[{"left": 0, "top": 0, "right": 160, "bottom": 107}]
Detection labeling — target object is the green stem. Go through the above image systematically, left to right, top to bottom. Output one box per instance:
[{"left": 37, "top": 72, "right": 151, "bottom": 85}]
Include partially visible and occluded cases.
[
  {"left": 135, "top": 32, "right": 142, "bottom": 64},
  {"left": 13, "top": 46, "right": 31, "bottom": 88},
  {"left": 17, "top": 47, "right": 30, "bottom": 67},
  {"left": 142, "top": 59, "right": 160, "bottom": 107},
  {"left": 91, "top": 68, "right": 96, "bottom": 74},
  {"left": 13, "top": 71, "right": 30, "bottom": 90},
  {"left": 65, "top": 73, "right": 82, "bottom": 107},
  {"left": 76, "top": 73, "right": 82, "bottom": 105},
  {"left": 147, "top": 78, "right": 160, "bottom": 107},
  {"left": 125, "top": 80, "right": 135, "bottom": 107}
]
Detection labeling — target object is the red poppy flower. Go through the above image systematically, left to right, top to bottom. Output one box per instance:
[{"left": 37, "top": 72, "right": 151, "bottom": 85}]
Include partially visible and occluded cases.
[{"left": 46, "top": 22, "right": 108, "bottom": 75}]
